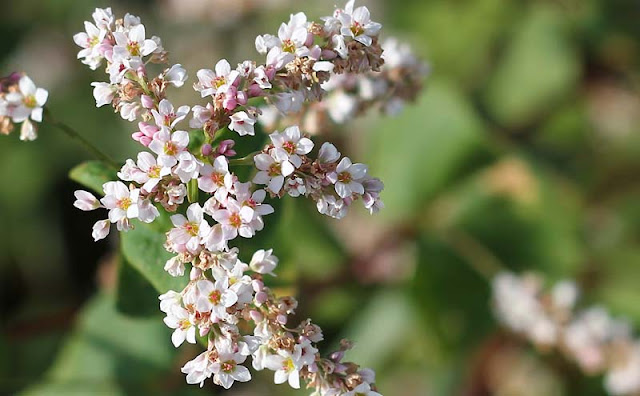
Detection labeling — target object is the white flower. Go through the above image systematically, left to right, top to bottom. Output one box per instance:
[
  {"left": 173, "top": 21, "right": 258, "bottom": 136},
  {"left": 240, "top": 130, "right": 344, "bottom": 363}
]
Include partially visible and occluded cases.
[
  {"left": 338, "top": 1, "right": 382, "bottom": 47},
  {"left": 92, "top": 7, "right": 114, "bottom": 30},
  {"left": 277, "top": 12, "right": 309, "bottom": 55},
  {"left": 73, "top": 20, "right": 107, "bottom": 70},
  {"left": 113, "top": 23, "right": 158, "bottom": 58},
  {"left": 195, "top": 59, "right": 239, "bottom": 97},
  {"left": 164, "top": 64, "right": 188, "bottom": 87},
  {"left": 2, "top": 75, "right": 48, "bottom": 123},
  {"left": 90, "top": 82, "right": 116, "bottom": 107},
  {"left": 151, "top": 99, "right": 190, "bottom": 128},
  {"left": 229, "top": 111, "right": 256, "bottom": 136},
  {"left": 19, "top": 119, "right": 37, "bottom": 141},
  {"left": 269, "top": 125, "right": 313, "bottom": 168},
  {"left": 149, "top": 128, "right": 189, "bottom": 167},
  {"left": 318, "top": 142, "right": 341, "bottom": 164},
  {"left": 174, "top": 151, "right": 202, "bottom": 183},
  {"left": 253, "top": 151, "right": 295, "bottom": 194},
  {"left": 198, "top": 156, "right": 234, "bottom": 203},
  {"left": 328, "top": 157, "right": 368, "bottom": 198},
  {"left": 100, "top": 181, "right": 141, "bottom": 223},
  {"left": 73, "top": 190, "right": 102, "bottom": 211},
  {"left": 212, "top": 198, "right": 256, "bottom": 240},
  {"left": 168, "top": 203, "right": 211, "bottom": 253},
  {"left": 92, "top": 219, "right": 110, "bottom": 241},
  {"left": 249, "top": 249, "right": 278, "bottom": 275},
  {"left": 164, "top": 256, "right": 185, "bottom": 277},
  {"left": 195, "top": 278, "right": 238, "bottom": 319},
  {"left": 159, "top": 290, "right": 181, "bottom": 314},
  {"left": 163, "top": 305, "right": 197, "bottom": 347},
  {"left": 212, "top": 338, "right": 252, "bottom": 389},
  {"left": 266, "top": 348, "right": 304, "bottom": 389},
  {"left": 181, "top": 350, "right": 215, "bottom": 388}
]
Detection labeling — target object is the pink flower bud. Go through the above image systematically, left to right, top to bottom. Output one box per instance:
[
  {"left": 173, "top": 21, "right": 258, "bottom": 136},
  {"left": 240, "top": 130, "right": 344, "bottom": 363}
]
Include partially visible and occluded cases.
[
  {"left": 266, "top": 66, "right": 276, "bottom": 81},
  {"left": 247, "top": 84, "right": 264, "bottom": 98},
  {"left": 236, "top": 91, "right": 248, "bottom": 105},
  {"left": 141, "top": 94, "right": 154, "bottom": 109},
  {"left": 201, "top": 143, "right": 213, "bottom": 156},
  {"left": 252, "top": 279, "right": 264, "bottom": 292},
  {"left": 255, "top": 291, "right": 268, "bottom": 305},
  {"left": 249, "top": 310, "right": 263, "bottom": 322},
  {"left": 277, "top": 314, "right": 287, "bottom": 325},
  {"left": 331, "top": 351, "right": 344, "bottom": 361}
]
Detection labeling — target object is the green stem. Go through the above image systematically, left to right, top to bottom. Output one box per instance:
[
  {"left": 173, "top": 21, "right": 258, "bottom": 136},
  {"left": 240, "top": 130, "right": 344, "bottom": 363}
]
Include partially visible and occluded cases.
[
  {"left": 44, "top": 108, "right": 119, "bottom": 168},
  {"left": 229, "top": 151, "right": 260, "bottom": 166}
]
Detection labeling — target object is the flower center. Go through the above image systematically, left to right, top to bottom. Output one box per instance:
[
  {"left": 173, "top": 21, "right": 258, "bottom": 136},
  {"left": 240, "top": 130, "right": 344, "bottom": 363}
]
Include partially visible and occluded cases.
[
  {"left": 351, "top": 22, "right": 364, "bottom": 37},
  {"left": 89, "top": 36, "right": 100, "bottom": 47},
  {"left": 282, "top": 39, "right": 296, "bottom": 53},
  {"left": 127, "top": 41, "right": 141, "bottom": 56},
  {"left": 213, "top": 76, "right": 226, "bottom": 89},
  {"left": 23, "top": 95, "right": 37, "bottom": 108},
  {"left": 164, "top": 141, "right": 178, "bottom": 156},
  {"left": 282, "top": 141, "right": 296, "bottom": 154},
  {"left": 268, "top": 162, "right": 282, "bottom": 177},
  {"left": 148, "top": 165, "right": 161, "bottom": 179},
  {"left": 337, "top": 171, "right": 352, "bottom": 183},
  {"left": 210, "top": 172, "right": 225, "bottom": 186},
  {"left": 117, "top": 197, "right": 132, "bottom": 210},
  {"left": 229, "top": 213, "right": 242, "bottom": 228},
  {"left": 184, "top": 222, "right": 199, "bottom": 237},
  {"left": 209, "top": 290, "right": 221, "bottom": 304},
  {"left": 179, "top": 319, "right": 191, "bottom": 330},
  {"left": 283, "top": 357, "right": 295, "bottom": 373},
  {"left": 221, "top": 361, "right": 236, "bottom": 373}
]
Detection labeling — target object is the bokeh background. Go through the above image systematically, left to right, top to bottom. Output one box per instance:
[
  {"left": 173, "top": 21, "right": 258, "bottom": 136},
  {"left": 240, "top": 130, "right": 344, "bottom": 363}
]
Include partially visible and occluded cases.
[{"left": 1, "top": 0, "right": 639, "bottom": 395}]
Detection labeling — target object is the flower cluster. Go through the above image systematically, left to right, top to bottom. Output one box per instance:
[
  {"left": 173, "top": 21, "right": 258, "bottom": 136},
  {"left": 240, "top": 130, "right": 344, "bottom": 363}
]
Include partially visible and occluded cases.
[
  {"left": 70, "top": 1, "right": 420, "bottom": 393},
  {"left": 260, "top": 37, "right": 429, "bottom": 134},
  {"left": 0, "top": 72, "right": 48, "bottom": 141},
  {"left": 493, "top": 272, "right": 640, "bottom": 396}
]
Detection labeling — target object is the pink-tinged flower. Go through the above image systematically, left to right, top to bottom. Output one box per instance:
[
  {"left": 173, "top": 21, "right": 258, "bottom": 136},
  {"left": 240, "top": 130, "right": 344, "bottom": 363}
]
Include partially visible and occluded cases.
[
  {"left": 338, "top": 1, "right": 382, "bottom": 47},
  {"left": 277, "top": 12, "right": 310, "bottom": 55},
  {"left": 73, "top": 20, "right": 107, "bottom": 70},
  {"left": 113, "top": 24, "right": 158, "bottom": 58},
  {"left": 195, "top": 59, "right": 240, "bottom": 98},
  {"left": 163, "top": 64, "right": 188, "bottom": 87},
  {"left": 2, "top": 75, "right": 48, "bottom": 123},
  {"left": 151, "top": 99, "right": 190, "bottom": 128},
  {"left": 119, "top": 101, "right": 141, "bottom": 121},
  {"left": 189, "top": 103, "right": 214, "bottom": 129},
  {"left": 228, "top": 111, "right": 256, "bottom": 136},
  {"left": 131, "top": 122, "right": 160, "bottom": 146},
  {"left": 269, "top": 125, "right": 313, "bottom": 168},
  {"left": 149, "top": 128, "right": 189, "bottom": 167},
  {"left": 215, "top": 139, "right": 236, "bottom": 158},
  {"left": 318, "top": 142, "right": 341, "bottom": 164},
  {"left": 118, "top": 151, "right": 171, "bottom": 192},
  {"left": 253, "top": 151, "right": 295, "bottom": 194},
  {"left": 198, "top": 156, "right": 233, "bottom": 201},
  {"left": 328, "top": 157, "right": 368, "bottom": 198},
  {"left": 362, "top": 177, "right": 384, "bottom": 214},
  {"left": 100, "top": 181, "right": 141, "bottom": 222},
  {"left": 234, "top": 182, "right": 274, "bottom": 219},
  {"left": 73, "top": 190, "right": 102, "bottom": 211},
  {"left": 212, "top": 198, "right": 255, "bottom": 240},
  {"left": 168, "top": 203, "right": 211, "bottom": 253},
  {"left": 92, "top": 219, "right": 110, "bottom": 241},
  {"left": 249, "top": 249, "right": 278, "bottom": 275},
  {"left": 195, "top": 278, "right": 238, "bottom": 318},
  {"left": 159, "top": 290, "right": 181, "bottom": 314},
  {"left": 163, "top": 305, "right": 197, "bottom": 347},
  {"left": 211, "top": 338, "right": 252, "bottom": 389},
  {"left": 266, "top": 348, "right": 304, "bottom": 389},
  {"left": 182, "top": 350, "right": 216, "bottom": 388}
]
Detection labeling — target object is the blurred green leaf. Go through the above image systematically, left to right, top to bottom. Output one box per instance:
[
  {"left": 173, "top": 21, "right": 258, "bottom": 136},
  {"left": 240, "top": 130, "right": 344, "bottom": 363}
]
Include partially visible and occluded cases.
[
  {"left": 484, "top": 4, "right": 580, "bottom": 127},
  {"left": 68, "top": 161, "right": 117, "bottom": 194},
  {"left": 120, "top": 222, "right": 188, "bottom": 294},
  {"left": 115, "top": 254, "right": 163, "bottom": 317}
]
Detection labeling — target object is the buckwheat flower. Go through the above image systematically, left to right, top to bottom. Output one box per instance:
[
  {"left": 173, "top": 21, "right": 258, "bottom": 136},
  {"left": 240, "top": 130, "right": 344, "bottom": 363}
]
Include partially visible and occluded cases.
[
  {"left": 338, "top": 1, "right": 381, "bottom": 47},
  {"left": 91, "top": 7, "right": 113, "bottom": 30},
  {"left": 276, "top": 12, "right": 309, "bottom": 55},
  {"left": 73, "top": 20, "right": 107, "bottom": 70},
  {"left": 113, "top": 24, "right": 158, "bottom": 59},
  {"left": 255, "top": 34, "right": 280, "bottom": 54},
  {"left": 195, "top": 59, "right": 239, "bottom": 98},
  {"left": 164, "top": 64, "right": 188, "bottom": 87},
  {"left": 4, "top": 75, "right": 48, "bottom": 123},
  {"left": 90, "top": 82, "right": 116, "bottom": 107},
  {"left": 151, "top": 99, "right": 190, "bottom": 128},
  {"left": 119, "top": 101, "right": 141, "bottom": 121},
  {"left": 189, "top": 103, "right": 214, "bottom": 129},
  {"left": 228, "top": 111, "right": 256, "bottom": 136},
  {"left": 19, "top": 119, "right": 37, "bottom": 141},
  {"left": 269, "top": 125, "right": 313, "bottom": 168},
  {"left": 149, "top": 128, "right": 189, "bottom": 167},
  {"left": 318, "top": 142, "right": 341, "bottom": 164},
  {"left": 253, "top": 151, "right": 295, "bottom": 194},
  {"left": 136, "top": 152, "right": 171, "bottom": 192},
  {"left": 198, "top": 156, "right": 233, "bottom": 202},
  {"left": 328, "top": 157, "right": 368, "bottom": 198},
  {"left": 285, "top": 177, "right": 306, "bottom": 197},
  {"left": 362, "top": 177, "right": 384, "bottom": 214},
  {"left": 100, "top": 181, "right": 140, "bottom": 222},
  {"left": 234, "top": 182, "right": 274, "bottom": 220},
  {"left": 74, "top": 190, "right": 102, "bottom": 211},
  {"left": 212, "top": 198, "right": 256, "bottom": 240},
  {"left": 168, "top": 203, "right": 211, "bottom": 253},
  {"left": 92, "top": 219, "right": 111, "bottom": 241},
  {"left": 249, "top": 249, "right": 278, "bottom": 275},
  {"left": 164, "top": 255, "right": 185, "bottom": 277},
  {"left": 195, "top": 278, "right": 238, "bottom": 319},
  {"left": 159, "top": 290, "right": 182, "bottom": 314},
  {"left": 164, "top": 305, "right": 197, "bottom": 347},
  {"left": 212, "top": 339, "right": 252, "bottom": 389},
  {"left": 266, "top": 348, "right": 303, "bottom": 389},
  {"left": 182, "top": 350, "right": 215, "bottom": 388},
  {"left": 344, "top": 382, "right": 382, "bottom": 396}
]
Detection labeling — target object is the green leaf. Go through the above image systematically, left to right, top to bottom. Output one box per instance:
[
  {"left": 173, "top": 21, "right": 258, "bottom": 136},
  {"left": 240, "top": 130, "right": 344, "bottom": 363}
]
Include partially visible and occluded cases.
[
  {"left": 483, "top": 3, "right": 580, "bottom": 127},
  {"left": 68, "top": 160, "right": 117, "bottom": 194},
  {"left": 120, "top": 222, "right": 188, "bottom": 294},
  {"left": 115, "top": 253, "right": 163, "bottom": 317}
]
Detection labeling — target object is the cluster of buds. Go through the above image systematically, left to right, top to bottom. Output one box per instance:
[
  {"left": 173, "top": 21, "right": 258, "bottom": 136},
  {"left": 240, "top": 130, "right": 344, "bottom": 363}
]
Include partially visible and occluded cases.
[
  {"left": 69, "top": 1, "right": 419, "bottom": 393},
  {"left": 260, "top": 37, "right": 428, "bottom": 134},
  {"left": 0, "top": 72, "right": 48, "bottom": 141},
  {"left": 493, "top": 272, "right": 640, "bottom": 395}
]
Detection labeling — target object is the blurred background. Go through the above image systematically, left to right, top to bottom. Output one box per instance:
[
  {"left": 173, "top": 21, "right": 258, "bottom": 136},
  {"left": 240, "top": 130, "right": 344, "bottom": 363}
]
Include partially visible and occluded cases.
[{"left": 0, "top": 0, "right": 639, "bottom": 395}]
